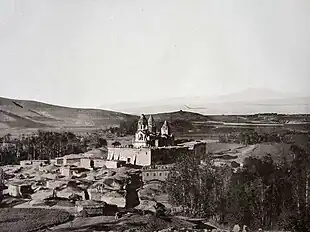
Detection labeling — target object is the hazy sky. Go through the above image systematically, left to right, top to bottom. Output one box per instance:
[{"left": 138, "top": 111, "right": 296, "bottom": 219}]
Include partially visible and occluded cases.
[{"left": 0, "top": 0, "right": 309, "bottom": 108}]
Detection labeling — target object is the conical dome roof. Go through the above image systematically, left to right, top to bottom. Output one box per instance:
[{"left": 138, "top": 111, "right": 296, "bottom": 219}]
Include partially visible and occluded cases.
[
  {"left": 137, "top": 114, "right": 148, "bottom": 131},
  {"left": 138, "top": 114, "right": 147, "bottom": 124},
  {"left": 148, "top": 115, "right": 156, "bottom": 133},
  {"left": 148, "top": 115, "right": 155, "bottom": 126},
  {"left": 161, "top": 120, "right": 171, "bottom": 135},
  {"left": 162, "top": 120, "right": 169, "bottom": 128}
]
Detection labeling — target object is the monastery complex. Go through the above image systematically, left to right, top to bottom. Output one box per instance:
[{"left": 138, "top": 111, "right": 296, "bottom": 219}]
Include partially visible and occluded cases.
[{"left": 107, "top": 114, "right": 206, "bottom": 167}]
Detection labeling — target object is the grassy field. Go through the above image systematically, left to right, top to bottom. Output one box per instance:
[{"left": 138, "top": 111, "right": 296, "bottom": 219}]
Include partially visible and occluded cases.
[{"left": 0, "top": 208, "right": 73, "bottom": 232}]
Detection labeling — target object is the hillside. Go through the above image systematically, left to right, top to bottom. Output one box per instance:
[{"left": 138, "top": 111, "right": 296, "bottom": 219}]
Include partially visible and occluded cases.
[
  {"left": 3, "top": 96, "right": 307, "bottom": 137},
  {"left": 0, "top": 97, "right": 138, "bottom": 131},
  {"left": 0, "top": 97, "right": 214, "bottom": 136},
  {"left": 143, "top": 110, "right": 209, "bottom": 134},
  {"left": 149, "top": 110, "right": 209, "bottom": 122}
]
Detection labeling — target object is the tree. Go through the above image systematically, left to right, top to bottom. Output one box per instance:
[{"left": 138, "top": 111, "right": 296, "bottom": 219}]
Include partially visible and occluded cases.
[
  {"left": 97, "top": 138, "right": 107, "bottom": 147},
  {"left": 112, "top": 141, "right": 121, "bottom": 147},
  {"left": 286, "top": 144, "right": 310, "bottom": 231},
  {"left": 166, "top": 151, "right": 219, "bottom": 217},
  {"left": 155, "top": 202, "right": 167, "bottom": 217}
]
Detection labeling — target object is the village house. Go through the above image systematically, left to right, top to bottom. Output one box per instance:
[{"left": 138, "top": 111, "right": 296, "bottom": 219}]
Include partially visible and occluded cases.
[
  {"left": 55, "top": 148, "right": 107, "bottom": 169},
  {"left": 55, "top": 154, "right": 82, "bottom": 166},
  {"left": 20, "top": 160, "right": 49, "bottom": 167},
  {"left": 141, "top": 164, "right": 174, "bottom": 182},
  {"left": 60, "top": 166, "right": 89, "bottom": 178},
  {"left": 8, "top": 180, "right": 34, "bottom": 198},
  {"left": 75, "top": 200, "right": 118, "bottom": 217}
]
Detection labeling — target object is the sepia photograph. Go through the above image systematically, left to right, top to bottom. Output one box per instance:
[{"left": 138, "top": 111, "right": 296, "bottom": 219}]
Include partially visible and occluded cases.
[{"left": 0, "top": 0, "right": 310, "bottom": 231}]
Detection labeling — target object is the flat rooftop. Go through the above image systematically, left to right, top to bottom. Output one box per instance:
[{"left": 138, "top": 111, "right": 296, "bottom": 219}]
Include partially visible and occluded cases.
[{"left": 108, "top": 141, "right": 205, "bottom": 150}]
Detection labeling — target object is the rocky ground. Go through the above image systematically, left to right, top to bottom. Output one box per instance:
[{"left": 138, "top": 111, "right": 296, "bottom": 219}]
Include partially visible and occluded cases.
[
  {"left": 0, "top": 208, "right": 72, "bottom": 232},
  {"left": 48, "top": 214, "right": 221, "bottom": 232}
]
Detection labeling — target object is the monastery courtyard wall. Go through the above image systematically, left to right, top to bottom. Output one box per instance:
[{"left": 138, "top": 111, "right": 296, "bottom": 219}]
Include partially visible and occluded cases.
[{"left": 107, "top": 147, "right": 152, "bottom": 166}]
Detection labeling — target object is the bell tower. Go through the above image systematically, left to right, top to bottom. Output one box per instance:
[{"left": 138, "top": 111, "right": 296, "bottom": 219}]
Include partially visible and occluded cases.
[
  {"left": 134, "top": 114, "right": 148, "bottom": 148},
  {"left": 137, "top": 114, "right": 148, "bottom": 131},
  {"left": 148, "top": 115, "right": 156, "bottom": 134},
  {"left": 161, "top": 120, "right": 171, "bottom": 136}
]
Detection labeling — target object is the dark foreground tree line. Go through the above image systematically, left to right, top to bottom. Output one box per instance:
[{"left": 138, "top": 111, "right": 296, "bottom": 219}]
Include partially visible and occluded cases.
[{"left": 166, "top": 141, "right": 310, "bottom": 231}]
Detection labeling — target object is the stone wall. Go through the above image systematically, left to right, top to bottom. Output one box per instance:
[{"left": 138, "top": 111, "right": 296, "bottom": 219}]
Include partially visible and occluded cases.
[
  {"left": 107, "top": 142, "right": 206, "bottom": 167},
  {"left": 107, "top": 147, "right": 152, "bottom": 166},
  {"left": 151, "top": 147, "right": 189, "bottom": 165},
  {"left": 55, "top": 158, "right": 64, "bottom": 166},
  {"left": 65, "top": 158, "right": 81, "bottom": 166},
  {"left": 80, "top": 158, "right": 92, "bottom": 169},
  {"left": 93, "top": 159, "right": 107, "bottom": 168},
  {"left": 20, "top": 160, "right": 49, "bottom": 167},
  {"left": 105, "top": 160, "right": 123, "bottom": 169},
  {"left": 142, "top": 165, "right": 173, "bottom": 182},
  {"left": 60, "top": 166, "right": 72, "bottom": 177},
  {"left": 142, "top": 169, "right": 170, "bottom": 182},
  {"left": 8, "top": 184, "right": 32, "bottom": 197},
  {"left": 8, "top": 184, "right": 20, "bottom": 197}
]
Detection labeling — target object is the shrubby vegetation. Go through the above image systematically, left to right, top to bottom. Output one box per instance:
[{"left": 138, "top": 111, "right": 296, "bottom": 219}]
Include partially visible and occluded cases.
[
  {"left": 0, "top": 130, "right": 107, "bottom": 165},
  {"left": 219, "top": 130, "right": 309, "bottom": 146},
  {"left": 167, "top": 137, "right": 310, "bottom": 231}
]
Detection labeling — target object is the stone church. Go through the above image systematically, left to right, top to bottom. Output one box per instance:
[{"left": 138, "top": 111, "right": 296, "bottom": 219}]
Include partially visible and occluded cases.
[
  {"left": 107, "top": 114, "right": 206, "bottom": 167},
  {"left": 133, "top": 114, "right": 174, "bottom": 148}
]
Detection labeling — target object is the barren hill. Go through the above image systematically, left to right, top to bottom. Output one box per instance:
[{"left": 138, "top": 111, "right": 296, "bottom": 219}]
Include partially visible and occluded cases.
[
  {"left": 0, "top": 96, "right": 138, "bottom": 131},
  {"left": 0, "top": 97, "right": 213, "bottom": 136},
  {"left": 143, "top": 110, "right": 210, "bottom": 134},
  {"left": 149, "top": 110, "right": 209, "bottom": 122}
]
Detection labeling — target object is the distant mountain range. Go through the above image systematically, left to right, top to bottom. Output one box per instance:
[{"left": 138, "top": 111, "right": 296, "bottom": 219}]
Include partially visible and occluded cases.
[{"left": 105, "top": 88, "right": 310, "bottom": 115}]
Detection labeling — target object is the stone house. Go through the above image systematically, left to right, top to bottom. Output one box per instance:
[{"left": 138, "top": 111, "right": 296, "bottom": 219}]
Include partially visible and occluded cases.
[
  {"left": 56, "top": 148, "right": 107, "bottom": 168},
  {"left": 55, "top": 154, "right": 82, "bottom": 166},
  {"left": 20, "top": 160, "right": 49, "bottom": 167},
  {"left": 141, "top": 164, "right": 173, "bottom": 182},
  {"left": 60, "top": 166, "right": 88, "bottom": 178},
  {"left": 8, "top": 181, "right": 34, "bottom": 197},
  {"left": 75, "top": 200, "right": 118, "bottom": 217}
]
